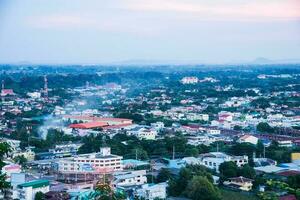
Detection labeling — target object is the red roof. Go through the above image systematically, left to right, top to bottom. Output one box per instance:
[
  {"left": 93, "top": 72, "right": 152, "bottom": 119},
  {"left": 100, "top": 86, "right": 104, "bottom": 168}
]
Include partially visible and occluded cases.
[
  {"left": 1, "top": 89, "right": 14, "bottom": 96},
  {"left": 64, "top": 115, "right": 132, "bottom": 123},
  {"left": 69, "top": 121, "right": 108, "bottom": 129},
  {"left": 102, "top": 123, "right": 133, "bottom": 129},
  {"left": 276, "top": 170, "right": 300, "bottom": 177},
  {"left": 228, "top": 176, "right": 253, "bottom": 183},
  {"left": 279, "top": 195, "right": 297, "bottom": 200}
]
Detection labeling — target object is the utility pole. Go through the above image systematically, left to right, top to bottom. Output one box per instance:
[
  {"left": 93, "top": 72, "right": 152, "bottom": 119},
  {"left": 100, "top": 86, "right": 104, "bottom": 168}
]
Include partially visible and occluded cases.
[
  {"left": 172, "top": 145, "right": 175, "bottom": 160},
  {"left": 135, "top": 149, "right": 138, "bottom": 160}
]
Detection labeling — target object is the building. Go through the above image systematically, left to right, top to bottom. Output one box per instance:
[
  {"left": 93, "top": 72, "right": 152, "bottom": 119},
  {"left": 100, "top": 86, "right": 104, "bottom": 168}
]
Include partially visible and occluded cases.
[
  {"left": 180, "top": 77, "right": 198, "bottom": 84},
  {"left": 27, "top": 92, "right": 41, "bottom": 99},
  {"left": 63, "top": 115, "right": 133, "bottom": 126},
  {"left": 69, "top": 121, "right": 108, "bottom": 129},
  {"left": 127, "top": 126, "right": 157, "bottom": 140},
  {"left": 187, "top": 135, "right": 216, "bottom": 146},
  {"left": 237, "top": 135, "right": 259, "bottom": 145},
  {"left": 0, "top": 138, "right": 21, "bottom": 153},
  {"left": 278, "top": 140, "right": 293, "bottom": 148},
  {"left": 49, "top": 143, "right": 82, "bottom": 158},
  {"left": 57, "top": 147, "right": 123, "bottom": 174},
  {"left": 199, "top": 152, "right": 248, "bottom": 172},
  {"left": 2, "top": 163, "right": 22, "bottom": 181},
  {"left": 113, "top": 170, "right": 147, "bottom": 187},
  {"left": 223, "top": 176, "right": 254, "bottom": 191},
  {"left": 17, "top": 180, "right": 50, "bottom": 200},
  {"left": 136, "top": 183, "right": 167, "bottom": 200}
]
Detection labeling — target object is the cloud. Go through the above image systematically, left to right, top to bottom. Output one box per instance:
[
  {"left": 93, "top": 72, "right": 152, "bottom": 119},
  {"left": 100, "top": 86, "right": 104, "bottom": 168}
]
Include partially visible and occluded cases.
[
  {"left": 122, "top": 0, "right": 300, "bottom": 20},
  {"left": 26, "top": 13, "right": 162, "bottom": 37},
  {"left": 27, "top": 14, "right": 96, "bottom": 29}
]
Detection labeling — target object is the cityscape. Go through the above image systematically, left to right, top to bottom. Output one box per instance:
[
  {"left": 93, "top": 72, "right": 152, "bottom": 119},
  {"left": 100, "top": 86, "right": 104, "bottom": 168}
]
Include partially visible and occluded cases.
[{"left": 0, "top": 1, "right": 300, "bottom": 200}]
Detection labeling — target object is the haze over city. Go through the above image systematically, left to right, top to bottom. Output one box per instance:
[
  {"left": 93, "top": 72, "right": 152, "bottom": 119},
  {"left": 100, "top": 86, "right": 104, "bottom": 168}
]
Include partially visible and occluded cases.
[{"left": 0, "top": 1, "right": 300, "bottom": 200}]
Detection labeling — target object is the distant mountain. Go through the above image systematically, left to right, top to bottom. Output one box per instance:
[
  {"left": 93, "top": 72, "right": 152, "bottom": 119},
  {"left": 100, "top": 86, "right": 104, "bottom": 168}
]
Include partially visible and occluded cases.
[{"left": 252, "top": 57, "right": 272, "bottom": 64}]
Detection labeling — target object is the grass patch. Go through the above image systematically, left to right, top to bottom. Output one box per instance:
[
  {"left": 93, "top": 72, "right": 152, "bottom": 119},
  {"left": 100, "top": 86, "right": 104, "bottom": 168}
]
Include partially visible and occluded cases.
[{"left": 221, "top": 189, "right": 258, "bottom": 200}]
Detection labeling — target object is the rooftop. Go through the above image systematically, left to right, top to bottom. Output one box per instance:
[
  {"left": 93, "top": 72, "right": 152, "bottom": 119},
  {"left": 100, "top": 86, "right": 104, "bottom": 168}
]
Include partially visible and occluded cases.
[{"left": 18, "top": 179, "right": 49, "bottom": 189}]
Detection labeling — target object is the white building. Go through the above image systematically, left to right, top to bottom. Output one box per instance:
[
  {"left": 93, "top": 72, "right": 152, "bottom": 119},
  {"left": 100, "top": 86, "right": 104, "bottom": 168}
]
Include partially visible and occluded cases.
[
  {"left": 181, "top": 77, "right": 198, "bottom": 84},
  {"left": 26, "top": 92, "right": 41, "bottom": 99},
  {"left": 150, "top": 122, "right": 165, "bottom": 131},
  {"left": 127, "top": 126, "right": 157, "bottom": 140},
  {"left": 206, "top": 129, "right": 221, "bottom": 135},
  {"left": 187, "top": 135, "right": 216, "bottom": 146},
  {"left": 237, "top": 135, "right": 259, "bottom": 145},
  {"left": 278, "top": 140, "right": 293, "bottom": 148},
  {"left": 49, "top": 143, "right": 82, "bottom": 158},
  {"left": 57, "top": 147, "right": 123, "bottom": 173},
  {"left": 199, "top": 152, "right": 248, "bottom": 172},
  {"left": 113, "top": 170, "right": 147, "bottom": 187},
  {"left": 17, "top": 180, "right": 49, "bottom": 200},
  {"left": 136, "top": 182, "right": 167, "bottom": 200}
]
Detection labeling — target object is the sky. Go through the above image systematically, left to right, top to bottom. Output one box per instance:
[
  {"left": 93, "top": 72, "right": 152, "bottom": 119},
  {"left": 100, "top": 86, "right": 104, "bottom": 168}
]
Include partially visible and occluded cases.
[{"left": 0, "top": 0, "right": 299, "bottom": 64}]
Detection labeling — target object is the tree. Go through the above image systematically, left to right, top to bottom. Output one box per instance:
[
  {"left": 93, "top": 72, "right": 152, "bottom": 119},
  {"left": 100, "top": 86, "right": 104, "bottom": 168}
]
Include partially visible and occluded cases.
[
  {"left": 257, "top": 122, "right": 274, "bottom": 133},
  {"left": 0, "top": 142, "right": 11, "bottom": 192},
  {"left": 228, "top": 143, "right": 256, "bottom": 159},
  {"left": 184, "top": 147, "right": 199, "bottom": 157},
  {"left": 13, "top": 155, "right": 27, "bottom": 168},
  {"left": 219, "top": 161, "right": 238, "bottom": 180},
  {"left": 238, "top": 164, "right": 256, "bottom": 179},
  {"left": 168, "top": 165, "right": 213, "bottom": 197},
  {"left": 156, "top": 168, "right": 172, "bottom": 183},
  {"left": 287, "top": 174, "right": 300, "bottom": 189},
  {"left": 184, "top": 176, "right": 221, "bottom": 200},
  {"left": 93, "top": 183, "right": 126, "bottom": 200},
  {"left": 34, "top": 191, "right": 45, "bottom": 200}
]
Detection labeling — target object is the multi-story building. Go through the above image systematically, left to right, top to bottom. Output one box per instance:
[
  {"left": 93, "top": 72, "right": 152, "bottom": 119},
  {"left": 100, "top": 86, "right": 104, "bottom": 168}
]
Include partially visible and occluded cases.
[
  {"left": 181, "top": 77, "right": 198, "bottom": 84},
  {"left": 127, "top": 126, "right": 157, "bottom": 140},
  {"left": 49, "top": 143, "right": 82, "bottom": 158},
  {"left": 57, "top": 147, "right": 123, "bottom": 173},
  {"left": 199, "top": 152, "right": 248, "bottom": 172},
  {"left": 113, "top": 170, "right": 147, "bottom": 187},
  {"left": 17, "top": 180, "right": 50, "bottom": 200},
  {"left": 136, "top": 183, "right": 167, "bottom": 200}
]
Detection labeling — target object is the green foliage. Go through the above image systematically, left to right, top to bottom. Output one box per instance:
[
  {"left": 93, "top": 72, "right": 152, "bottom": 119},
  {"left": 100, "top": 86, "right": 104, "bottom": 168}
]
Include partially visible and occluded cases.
[
  {"left": 251, "top": 98, "right": 270, "bottom": 109},
  {"left": 257, "top": 122, "right": 275, "bottom": 133},
  {"left": 0, "top": 142, "right": 11, "bottom": 191},
  {"left": 227, "top": 143, "right": 256, "bottom": 159},
  {"left": 13, "top": 155, "right": 27, "bottom": 168},
  {"left": 219, "top": 161, "right": 238, "bottom": 180},
  {"left": 219, "top": 162, "right": 256, "bottom": 181},
  {"left": 238, "top": 164, "right": 256, "bottom": 179},
  {"left": 168, "top": 165, "right": 213, "bottom": 197},
  {"left": 156, "top": 168, "right": 172, "bottom": 183},
  {"left": 287, "top": 175, "right": 300, "bottom": 189},
  {"left": 184, "top": 176, "right": 221, "bottom": 200},
  {"left": 221, "top": 189, "right": 258, "bottom": 200},
  {"left": 34, "top": 191, "right": 45, "bottom": 200}
]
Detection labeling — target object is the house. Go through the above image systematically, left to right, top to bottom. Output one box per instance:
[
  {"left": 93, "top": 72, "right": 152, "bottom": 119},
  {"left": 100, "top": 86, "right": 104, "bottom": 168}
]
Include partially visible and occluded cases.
[
  {"left": 181, "top": 77, "right": 198, "bottom": 84},
  {"left": 218, "top": 113, "right": 233, "bottom": 122},
  {"left": 127, "top": 126, "right": 157, "bottom": 140},
  {"left": 237, "top": 135, "right": 258, "bottom": 145},
  {"left": 278, "top": 140, "right": 293, "bottom": 147},
  {"left": 57, "top": 147, "right": 123, "bottom": 174},
  {"left": 199, "top": 152, "right": 248, "bottom": 172},
  {"left": 113, "top": 170, "right": 147, "bottom": 187},
  {"left": 223, "top": 176, "right": 254, "bottom": 191},
  {"left": 17, "top": 180, "right": 50, "bottom": 200},
  {"left": 136, "top": 182, "right": 167, "bottom": 200}
]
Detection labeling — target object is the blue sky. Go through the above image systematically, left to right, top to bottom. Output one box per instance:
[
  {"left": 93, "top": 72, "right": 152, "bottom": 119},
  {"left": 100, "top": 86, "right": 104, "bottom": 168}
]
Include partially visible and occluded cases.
[{"left": 0, "top": 0, "right": 299, "bottom": 64}]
